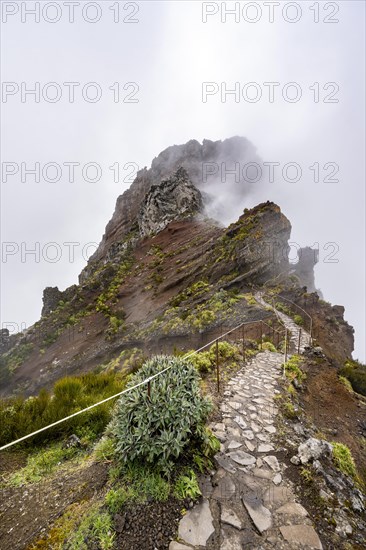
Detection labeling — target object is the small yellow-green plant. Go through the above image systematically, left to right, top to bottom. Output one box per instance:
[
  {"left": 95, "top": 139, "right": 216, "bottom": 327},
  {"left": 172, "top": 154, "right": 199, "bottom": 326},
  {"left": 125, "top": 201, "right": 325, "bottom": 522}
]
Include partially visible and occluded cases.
[
  {"left": 294, "top": 314, "right": 304, "bottom": 326},
  {"left": 261, "top": 341, "right": 277, "bottom": 353},
  {"left": 283, "top": 355, "right": 306, "bottom": 383},
  {"left": 339, "top": 376, "right": 353, "bottom": 393},
  {"left": 332, "top": 442, "right": 358, "bottom": 479},
  {"left": 7, "top": 443, "right": 84, "bottom": 486},
  {"left": 300, "top": 467, "right": 314, "bottom": 484},
  {"left": 174, "top": 470, "right": 202, "bottom": 500},
  {"left": 65, "top": 506, "right": 115, "bottom": 550}
]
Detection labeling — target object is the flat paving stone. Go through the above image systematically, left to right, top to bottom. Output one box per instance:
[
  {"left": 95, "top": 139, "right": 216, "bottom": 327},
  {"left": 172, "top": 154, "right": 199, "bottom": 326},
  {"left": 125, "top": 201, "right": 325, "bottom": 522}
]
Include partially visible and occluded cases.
[
  {"left": 233, "top": 416, "right": 247, "bottom": 430},
  {"left": 264, "top": 425, "right": 276, "bottom": 434},
  {"left": 242, "top": 430, "right": 255, "bottom": 440},
  {"left": 215, "top": 431, "right": 227, "bottom": 442},
  {"left": 257, "top": 433, "right": 270, "bottom": 442},
  {"left": 227, "top": 440, "right": 242, "bottom": 450},
  {"left": 245, "top": 441, "right": 256, "bottom": 452},
  {"left": 258, "top": 444, "right": 274, "bottom": 453},
  {"left": 228, "top": 450, "right": 256, "bottom": 466},
  {"left": 215, "top": 452, "right": 236, "bottom": 474},
  {"left": 263, "top": 455, "right": 280, "bottom": 472},
  {"left": 251, "top": 467, "right": 274, "bottom": 480},
  {"left": 272, "top": 473, "right": 282, "bottom": 485},
  {"left": 212, "top": 475, "right": 236, "bottom": 500},
  {"left": 263, "top": 485, "right": 295, "bottom": 507},
  {"left": 242, "top": 494, "right": 272, "bottom": 533},
  {"left": 178, "top": 499, "right": 215, "bottom": 546},
  {"left": 276, "top": 502, "right": 308, "bottom": 517},
  {"left": 221, "top": 507, "right": 243, "bottom": 529},
  {"left": 279, "top": 524, "right": 323, "bottom": 549},
  {"left": 220, "top": 528, "right": 244, "bottom": 550}
]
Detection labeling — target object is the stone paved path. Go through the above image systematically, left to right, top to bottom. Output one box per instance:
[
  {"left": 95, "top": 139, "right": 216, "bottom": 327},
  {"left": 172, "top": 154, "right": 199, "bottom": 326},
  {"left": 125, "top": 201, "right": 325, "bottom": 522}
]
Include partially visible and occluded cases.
[{"left": 170, "top": 299, "right": 323, "bottom": 549}]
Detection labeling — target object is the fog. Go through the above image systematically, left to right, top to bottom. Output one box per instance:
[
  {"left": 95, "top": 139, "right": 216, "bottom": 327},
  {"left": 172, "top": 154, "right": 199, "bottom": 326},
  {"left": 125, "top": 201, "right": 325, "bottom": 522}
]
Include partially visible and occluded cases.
[{"left": 1, "top": 1, "right": 365, "bottom": 360}]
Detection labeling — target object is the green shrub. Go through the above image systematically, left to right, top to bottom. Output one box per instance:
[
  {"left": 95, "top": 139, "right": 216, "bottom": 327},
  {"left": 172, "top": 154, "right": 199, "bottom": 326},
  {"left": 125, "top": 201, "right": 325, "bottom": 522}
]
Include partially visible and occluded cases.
[
  {"left": 275, "top": 302, "right": 292, "bottom": 316},
  {"left": 294, "top": 314, "right": 304, "bottom": 326},
  {"left": 187, "top": 341, "right": 240, "bottom": 374},
  {"left": 261, "top": 341, "right": 277, "bottom": 352},
  {"left": 112, "top": 355, "right": 212, "bottom": 474},
  {"left": 283, "top": 355, "right": 306, "bottom": 383},
  {"left": 339, "top": 359, "right": 366, "bottom": 396},
  {"left": 0, "top": 370, "right": 127, "bottom": 447},
  {"left": 332, "top": 442, "right": 358, "bottom": 479}
]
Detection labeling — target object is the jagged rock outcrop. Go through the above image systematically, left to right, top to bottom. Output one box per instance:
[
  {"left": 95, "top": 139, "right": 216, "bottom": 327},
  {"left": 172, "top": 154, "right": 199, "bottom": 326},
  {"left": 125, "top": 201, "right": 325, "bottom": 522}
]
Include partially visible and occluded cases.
[
  {"left": 80, "top": 137, "right": 260, "bottom": 282},
  {"left": 138, "top": 167, "right": 203, "bottom": 237},
  {"left": 293, "top": 247, "right": 320, "bottom": 294},
  {"left": 41, "top": 285, "right": 78, "bottom": 317},
  {"left": 41, "top": 287, "right": 63, "bottom": 317}
]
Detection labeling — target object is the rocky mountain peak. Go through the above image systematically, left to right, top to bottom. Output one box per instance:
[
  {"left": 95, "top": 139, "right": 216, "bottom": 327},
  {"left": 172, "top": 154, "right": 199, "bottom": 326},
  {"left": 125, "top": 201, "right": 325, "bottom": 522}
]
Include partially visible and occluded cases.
[{"left": 81, "top": 137, "right": 260, "bottom": 280}]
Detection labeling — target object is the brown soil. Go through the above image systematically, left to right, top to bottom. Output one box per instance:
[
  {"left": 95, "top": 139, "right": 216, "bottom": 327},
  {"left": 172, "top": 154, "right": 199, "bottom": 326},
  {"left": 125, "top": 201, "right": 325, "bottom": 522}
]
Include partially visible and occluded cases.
[
  {"left": 300, "top": 358, "right": 366, "bottom": 481},
  {"left": 0, "top": 461, "right": 108, "bottom": 550}
]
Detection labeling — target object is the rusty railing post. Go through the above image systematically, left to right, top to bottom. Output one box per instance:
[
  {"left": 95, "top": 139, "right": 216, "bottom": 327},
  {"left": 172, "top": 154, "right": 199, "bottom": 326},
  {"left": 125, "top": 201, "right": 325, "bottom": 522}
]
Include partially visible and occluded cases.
[
  {"left": 260, "top": 320, "right": 263, "bottom": 350},
  {"left": 242, "top": 325, "right": 245, "bottom": 362},
  {"left": 297, "top": 328, "right": 302, "bottom": 354},
  {"left": 284, "top": 329, "right": 288, "bottom": 363},
  {"left": 216, "top": 339, "right": 220, "bottom": 393},
  {"left": 147, "top": 380, "right": 151, "bottom": 401}
]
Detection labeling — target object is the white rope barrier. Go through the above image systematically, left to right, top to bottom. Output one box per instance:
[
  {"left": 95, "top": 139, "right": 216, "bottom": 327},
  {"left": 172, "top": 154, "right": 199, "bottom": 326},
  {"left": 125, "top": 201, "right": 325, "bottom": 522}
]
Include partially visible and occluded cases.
[{"left": 0, "top": 317, "right": 284, "bottom": 451}]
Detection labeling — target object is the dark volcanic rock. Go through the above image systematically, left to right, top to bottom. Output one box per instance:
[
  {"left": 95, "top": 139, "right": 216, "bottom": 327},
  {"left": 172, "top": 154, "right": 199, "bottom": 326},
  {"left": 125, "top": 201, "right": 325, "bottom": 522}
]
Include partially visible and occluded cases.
[{"left": 41, "top": 287, "right": 63, "bottom": 317}]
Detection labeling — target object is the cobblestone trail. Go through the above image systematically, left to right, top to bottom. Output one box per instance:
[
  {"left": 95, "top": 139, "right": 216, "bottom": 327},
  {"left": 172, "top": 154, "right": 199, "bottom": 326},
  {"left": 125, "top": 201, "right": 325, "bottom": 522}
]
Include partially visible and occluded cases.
[{"left": 170, "top": 297, "right": 322, "bottom": 549}]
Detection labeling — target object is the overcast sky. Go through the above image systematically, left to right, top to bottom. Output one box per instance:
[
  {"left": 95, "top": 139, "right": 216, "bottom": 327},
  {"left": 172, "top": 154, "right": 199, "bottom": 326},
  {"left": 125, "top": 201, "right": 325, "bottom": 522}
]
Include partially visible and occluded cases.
[{"left": 1, "top": 1, "right": 365, "bottom": 360}]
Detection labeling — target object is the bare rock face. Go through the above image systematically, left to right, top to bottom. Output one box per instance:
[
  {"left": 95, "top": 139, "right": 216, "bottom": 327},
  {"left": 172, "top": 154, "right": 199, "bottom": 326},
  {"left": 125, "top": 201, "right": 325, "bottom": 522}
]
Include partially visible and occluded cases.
[
  {"left": 138, "top": 167, "right": 203, "bottom": 238},
  {"left": 210, "top": 202, "right": 292, "bottom": 286},
  {"left": 293, "top": 247, "right": 319, "bottom": 294},
  {"left": 41, "top": 286, "right": 63, "bottom": 317}
]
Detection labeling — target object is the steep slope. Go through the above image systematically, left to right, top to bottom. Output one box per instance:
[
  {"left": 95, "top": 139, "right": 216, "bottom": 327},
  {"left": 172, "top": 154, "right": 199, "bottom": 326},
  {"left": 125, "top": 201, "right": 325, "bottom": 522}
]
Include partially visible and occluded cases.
[{"left": 0, "top": 138, "right": 355, "bottom": 397}]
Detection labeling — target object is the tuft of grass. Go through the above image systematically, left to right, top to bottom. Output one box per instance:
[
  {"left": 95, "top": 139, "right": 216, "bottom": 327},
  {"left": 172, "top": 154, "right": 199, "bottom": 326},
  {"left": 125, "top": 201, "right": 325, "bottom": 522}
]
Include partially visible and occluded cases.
[
  {"left": 282, "top": 400, "right": 297, "bottom": 419},
  {"left": 93, "top": 436, "right": 115, "bottom": 462},
  {"left": 7, "top": 442, "right": 84, "bottom": 486},
  {"left": 332, "top": 442, "right": 358, "bottom": 480},
  {"left": 106, "top": 461, "right": 171, "bottom": 509},
  {"left": 300, "top": 467, "right": 314, "bottom": 484},
  {"left": 105, "top": 486, "right": 136, "bottom": 513},
  {"left": 65, "top": 505, "right": 115, "bottom": 550}
]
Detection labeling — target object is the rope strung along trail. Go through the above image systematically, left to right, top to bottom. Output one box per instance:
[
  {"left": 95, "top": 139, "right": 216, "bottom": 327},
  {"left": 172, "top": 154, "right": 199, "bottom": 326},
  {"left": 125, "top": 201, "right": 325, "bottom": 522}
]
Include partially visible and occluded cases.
[{"left": 0, "top": 318, "right": 283, "bottom": 451}]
